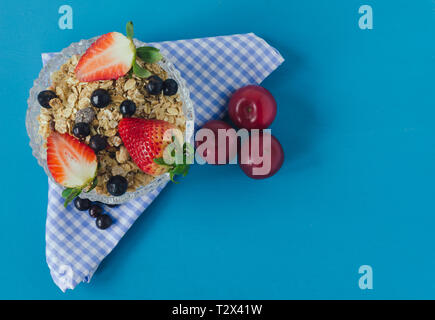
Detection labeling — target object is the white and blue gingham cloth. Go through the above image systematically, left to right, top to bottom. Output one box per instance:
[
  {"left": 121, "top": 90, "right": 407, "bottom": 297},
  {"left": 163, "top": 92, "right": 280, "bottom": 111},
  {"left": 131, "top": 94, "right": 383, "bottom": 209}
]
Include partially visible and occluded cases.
[{"left": 43, "top": 33, "right": 284, "bottom": 291}]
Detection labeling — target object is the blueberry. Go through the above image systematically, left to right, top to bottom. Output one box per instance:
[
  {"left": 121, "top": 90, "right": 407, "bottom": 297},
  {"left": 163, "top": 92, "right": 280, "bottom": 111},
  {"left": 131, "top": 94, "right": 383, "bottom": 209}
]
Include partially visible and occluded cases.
[
  {"left": 145, "top": 75, "right": 163, "bottom": 95},
  {"left": 148, "top": 75, "right": 163, "bottom": 82},
  {"left": 162, "top": 79, "right": 178, "bottom": 96},
  {"left": 91, "top": 89, "right": 111, "bottom": 108},
  {"left": 37, "top": 90, "right": 57, "bottom": 108},
  {"left": 120, "top": 100, "right": 136, "bottom": 117},
  {"left": 73, "top": 122, "right": 91, "bottom": 139},
  {"left": 89, "top": 135, "right": 107, "bottom": 152},
  {"left": 106, "top": 175, "right": 128, "bottom": 196},
  {"left": 73, "top": 197, "right": 91, "bottom": 211},
  {"left": 89, "top": 204, "right": 103, "bottom": 218},
  {"left": 106, "top": 204, "right": 118, "bottom": 208},
  {"left": 96, "top": 214, "right": 113, "bottom": 230}
]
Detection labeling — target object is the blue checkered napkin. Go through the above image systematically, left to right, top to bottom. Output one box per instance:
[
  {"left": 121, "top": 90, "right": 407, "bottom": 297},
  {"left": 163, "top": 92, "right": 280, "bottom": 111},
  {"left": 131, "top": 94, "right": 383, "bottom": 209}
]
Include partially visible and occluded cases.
[{"left": 43, "top": 33, "right": 284, "bottom": 291}]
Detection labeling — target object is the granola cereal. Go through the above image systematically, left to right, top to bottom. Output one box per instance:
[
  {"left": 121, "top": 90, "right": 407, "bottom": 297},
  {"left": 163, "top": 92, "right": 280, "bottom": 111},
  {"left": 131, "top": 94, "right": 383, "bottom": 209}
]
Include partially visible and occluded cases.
[{"left": 37, "top": 54, "right": 186, "bottom": 196}]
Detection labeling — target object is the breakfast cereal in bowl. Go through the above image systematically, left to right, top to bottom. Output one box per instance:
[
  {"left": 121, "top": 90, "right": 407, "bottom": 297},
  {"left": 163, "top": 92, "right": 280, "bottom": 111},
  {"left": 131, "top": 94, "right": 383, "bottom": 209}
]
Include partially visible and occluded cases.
[{"left": 26, "top": 22, "right": 194, "bottom": 206}]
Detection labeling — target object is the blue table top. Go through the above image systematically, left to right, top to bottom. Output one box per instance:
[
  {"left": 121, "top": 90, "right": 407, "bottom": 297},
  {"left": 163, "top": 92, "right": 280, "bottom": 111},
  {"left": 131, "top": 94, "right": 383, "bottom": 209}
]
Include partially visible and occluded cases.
[{"left": 1, "top": 0, "right": 434, "bottom": 299}]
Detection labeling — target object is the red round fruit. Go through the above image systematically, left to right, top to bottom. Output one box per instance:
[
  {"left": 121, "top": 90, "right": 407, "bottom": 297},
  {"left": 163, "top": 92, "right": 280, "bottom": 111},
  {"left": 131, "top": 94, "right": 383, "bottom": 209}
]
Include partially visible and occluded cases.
[
  {"left": 228, "top": 85, "right": 277, "bottom": 129},
  {"left": 195, "top": 120, "right": 238, "bottom": 165},
  {"left": 239, "top": 132, "right": 284, "bottom": 179}
]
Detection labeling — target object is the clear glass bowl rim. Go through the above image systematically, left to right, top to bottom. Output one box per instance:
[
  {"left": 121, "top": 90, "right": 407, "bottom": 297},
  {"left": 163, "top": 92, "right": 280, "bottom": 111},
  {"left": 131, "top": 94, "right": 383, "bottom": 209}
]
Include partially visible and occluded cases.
[{"left": 26, "top": 37, "right": 195, "bottom": 204}]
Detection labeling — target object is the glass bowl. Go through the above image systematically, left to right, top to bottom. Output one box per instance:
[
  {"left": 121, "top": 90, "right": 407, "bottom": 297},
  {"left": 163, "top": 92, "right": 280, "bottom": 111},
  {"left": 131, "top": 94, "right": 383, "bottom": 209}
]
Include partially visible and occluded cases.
[{"left": 26, "top": 37, "right": 195, "bottom": 204}]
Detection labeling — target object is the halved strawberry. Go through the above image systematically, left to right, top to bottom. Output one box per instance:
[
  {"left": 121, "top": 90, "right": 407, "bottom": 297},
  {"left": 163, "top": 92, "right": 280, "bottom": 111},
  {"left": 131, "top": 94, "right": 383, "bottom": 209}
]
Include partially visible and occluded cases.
[
  {"left": 75, "top": 31, "right": 135, "bottom": 82},
  {"left": 118, "top": 118, "right": 190, "bottom": 181},
  {"left": 47, "top": 132, "right": 98, "bottom": 206}
]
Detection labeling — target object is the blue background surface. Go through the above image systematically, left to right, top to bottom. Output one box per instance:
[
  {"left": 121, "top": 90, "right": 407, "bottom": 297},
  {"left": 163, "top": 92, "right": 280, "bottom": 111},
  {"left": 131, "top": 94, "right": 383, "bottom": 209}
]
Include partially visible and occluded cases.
[{"left": 0, "top": 0, "right": 434, "bottom": 299}]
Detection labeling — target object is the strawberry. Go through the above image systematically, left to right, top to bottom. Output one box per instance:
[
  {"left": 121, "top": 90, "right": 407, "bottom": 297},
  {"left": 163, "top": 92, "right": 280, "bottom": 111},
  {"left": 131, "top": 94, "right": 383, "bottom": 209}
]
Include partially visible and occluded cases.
[
  {"left": 74, "top": 21, "right": 163, "bottom": 82},
  {"left": 75, "top": 31, "right": 135, "bottom": 82},
  {"left": 118, "top": 118, "right": 190, "bottom": 181},
  {"left": 47, "top": 132, "right": 98, "bottom": 206}
]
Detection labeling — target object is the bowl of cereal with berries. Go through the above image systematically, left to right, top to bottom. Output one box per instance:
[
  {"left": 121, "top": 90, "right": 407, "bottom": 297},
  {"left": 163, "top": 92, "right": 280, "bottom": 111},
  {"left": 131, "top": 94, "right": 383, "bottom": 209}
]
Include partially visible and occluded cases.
[{"left": 26, "top": 22, "right": 194, "bottom": 205}]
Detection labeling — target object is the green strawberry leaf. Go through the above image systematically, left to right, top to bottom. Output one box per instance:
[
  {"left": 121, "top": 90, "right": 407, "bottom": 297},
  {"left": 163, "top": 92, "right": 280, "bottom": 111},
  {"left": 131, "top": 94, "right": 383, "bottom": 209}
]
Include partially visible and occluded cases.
[
  {"left": 126, "top": 21, "right": 134, "bottom": 39},
  {"left": 136, "top": 46, "right": 163, "bottom": 64},
  {"left": 133, "top": 61, "right": 151, "bottom": 78},
  {"left": 127, "top": 68, "right": 133, "bottom": 79},
  {"left": 153, "top": 142, "right": 194, "bottom": 184},
  {"left": 183, "top": 142, "right": 194, "bottom": 164},
  {"left": 153, "top": 157, "right": 168, "bottom": 166},
  {"left": 167, "top": 163, "right": 190, "bottom": 183},
  {"left": 173, "top": 164, "right": 188, "bottom": 175},
  {"left": 182, "top": 165, "right": 190, "bottom": 177},
  {"left": 169, "top": 171, "right": 178, "bottom": 184},
  {"left": 62, "top": 176, "right": 97, "bottom": 207},
  {"left": 85, "top": 177, "right": 98, "bottom": 193},
  {"left": 62, "top": 187, "right": 75, "bottom": 199},
  {"left": 63, "top": 188, "right": 82, "bottom": 208}
]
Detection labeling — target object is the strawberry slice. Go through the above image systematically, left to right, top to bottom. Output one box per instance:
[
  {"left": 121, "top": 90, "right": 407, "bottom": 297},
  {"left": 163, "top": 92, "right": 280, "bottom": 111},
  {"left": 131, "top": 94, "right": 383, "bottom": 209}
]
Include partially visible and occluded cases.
[
  {"left": 75, "top": 31, "right": 135, "bottom": 82},
  {"left": 118, "top": 118, "right": 190, "bottom": 180},
  {"left": 47, "top": 132, "right": 98, "bottom": 205}
]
